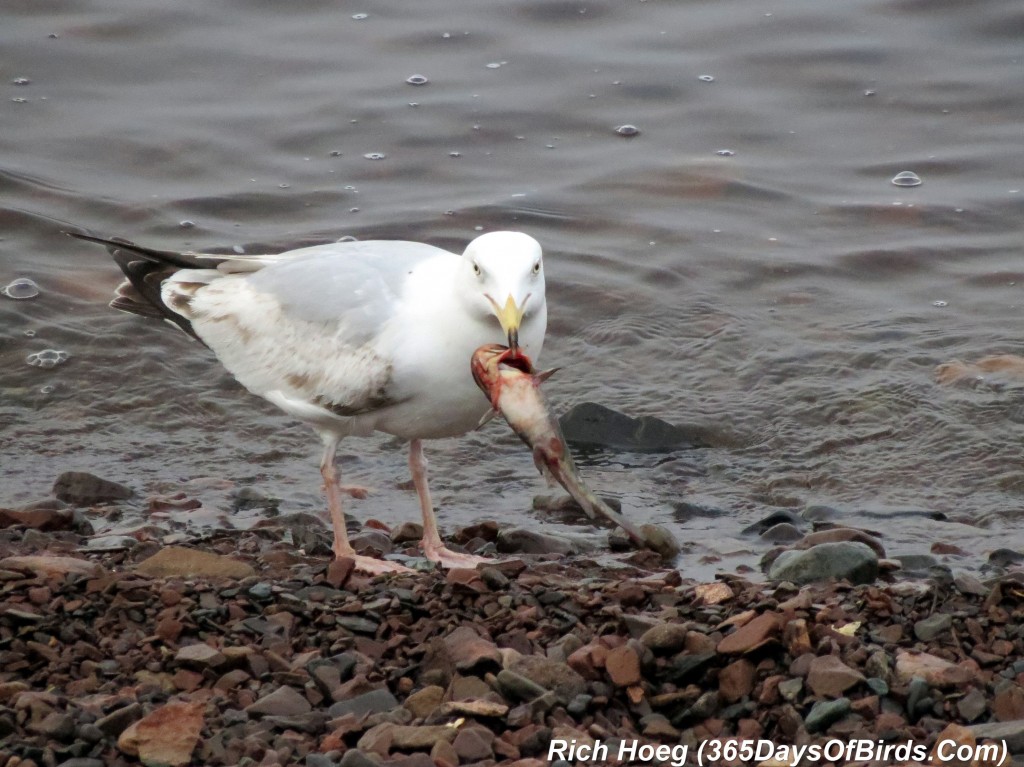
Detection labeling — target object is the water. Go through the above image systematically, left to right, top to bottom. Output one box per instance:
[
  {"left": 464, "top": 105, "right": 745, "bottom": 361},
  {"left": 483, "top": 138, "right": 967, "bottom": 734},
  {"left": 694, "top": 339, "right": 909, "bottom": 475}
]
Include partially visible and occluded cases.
[{"left": 2, "top": 0, "right": 1023, "bottom": 580}]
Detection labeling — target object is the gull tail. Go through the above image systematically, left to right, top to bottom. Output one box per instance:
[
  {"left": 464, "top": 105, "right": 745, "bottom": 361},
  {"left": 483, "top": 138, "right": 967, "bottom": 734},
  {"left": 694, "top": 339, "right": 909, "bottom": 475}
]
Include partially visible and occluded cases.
[{"left": 66, "top": 232, "right": 215, "bottom": 341}]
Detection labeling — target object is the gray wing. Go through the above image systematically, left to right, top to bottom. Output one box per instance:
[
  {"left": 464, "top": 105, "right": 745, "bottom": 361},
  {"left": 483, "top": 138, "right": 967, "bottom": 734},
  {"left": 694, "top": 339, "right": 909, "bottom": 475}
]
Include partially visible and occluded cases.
[{"left": 245, "top": 240, "right": 453, "bottom": 346}]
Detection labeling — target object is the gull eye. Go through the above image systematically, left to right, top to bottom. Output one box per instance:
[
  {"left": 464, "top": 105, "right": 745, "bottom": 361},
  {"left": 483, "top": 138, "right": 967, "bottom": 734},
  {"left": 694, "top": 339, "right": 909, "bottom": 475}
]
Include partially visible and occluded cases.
[
  {"left": 532, "top": 262, "right": 541, "bottom": 274},
  {"left": 473, "top": 263, "right": 482, "bottom": 277}
]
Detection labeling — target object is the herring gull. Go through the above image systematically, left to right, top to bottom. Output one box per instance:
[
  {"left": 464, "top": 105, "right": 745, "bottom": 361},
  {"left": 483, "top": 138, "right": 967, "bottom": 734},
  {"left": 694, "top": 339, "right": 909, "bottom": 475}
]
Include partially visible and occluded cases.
[{"left": 70, "top": 231, "right": 547, "bottom": 573}]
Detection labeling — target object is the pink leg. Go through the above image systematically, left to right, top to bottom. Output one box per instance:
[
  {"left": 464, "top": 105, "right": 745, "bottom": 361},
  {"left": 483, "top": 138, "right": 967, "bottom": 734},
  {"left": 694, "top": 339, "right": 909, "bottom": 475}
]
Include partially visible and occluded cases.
[
  {"left": 320, "top": 434, "right": 412, "bottom": 575},
  {"left": 409, "top": 438, "right": 492, "bottom": 569}
]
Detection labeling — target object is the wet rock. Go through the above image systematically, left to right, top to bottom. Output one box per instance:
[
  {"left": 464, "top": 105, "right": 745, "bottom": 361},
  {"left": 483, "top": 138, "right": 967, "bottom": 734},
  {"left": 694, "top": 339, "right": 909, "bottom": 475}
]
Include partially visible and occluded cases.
[
  {"left": 558, "top": 401, "right": 709, "bottom": 451},
  {"left": 53, "top": 471, "right": 133, "bottom": 504},
  {"left": 0, "top": 506, "right": 76, "bottom": 531},
  {"left": 741, "top": 510, "right": 804, "bottom": 536},
  {"left": 390, "top": 521, "right": 423, "bottom": 544},
  {"left": 760, "top": 522, "right": 803, "bottom": 543},
  {"left": 639, "top": 523, "right": 681, "bottom": 559},
  {"left": 496, "top": 528, "right": 574, "bottom": 555},
  {"left": 794, "top": 528, "right": 886, "bottom": 558},
  {"left": 350, "top": 530, "right": 393, "bottom": 556},
  {"left": 767, "top": 542, "right": 878, "bottom": 585},
  {"left": 135, "top": 546, "right": 255, "bottom": 579},
  {"left": 988, "top": 548, "right": 1024, "bottom": 568},
  {"left": 895, "top": 553, "right": 940, "bottom": 574},
  {"left": 0, "top": 554, "right": 104, "bottom": 579},
  {"left": 326, "top": 556, "right": 355, "bottom": 588},
  {"left": 717, "top": 612, "right": 782, "bottom": 654},
  {"left": 914, "top": 613, "right": 952, "bottom": 642},
  {"left": 806, "top": 655, "right": 865, "bottom": 698},
  {"left": 495, "top": 669, "right": 548, "bottom": 702},
  {"left": 246, "top": 685, "right": 312, "bottom": 718},
  {"left": 328, "top": 688, "right": 399, "bottom": 719},
  {"left": 805, "top": 697, "right": 851, "bottom": 733},
  {"left": 117, "top": 701, "right": 204, "bottom": 767}
]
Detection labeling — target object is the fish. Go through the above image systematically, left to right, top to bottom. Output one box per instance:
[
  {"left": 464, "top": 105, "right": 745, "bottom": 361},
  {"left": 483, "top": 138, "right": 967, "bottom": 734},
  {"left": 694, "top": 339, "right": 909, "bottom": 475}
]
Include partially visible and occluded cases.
[{"left": 471, "top": 343, "right": 680, "bottom": 560}]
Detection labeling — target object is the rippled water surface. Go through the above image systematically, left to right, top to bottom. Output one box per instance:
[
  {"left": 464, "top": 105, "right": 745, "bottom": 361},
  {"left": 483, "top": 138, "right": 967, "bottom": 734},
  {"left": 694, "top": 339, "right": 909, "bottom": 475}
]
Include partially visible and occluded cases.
[{"left": 3, "top": 0, "right": 1023, "bottom": 579}]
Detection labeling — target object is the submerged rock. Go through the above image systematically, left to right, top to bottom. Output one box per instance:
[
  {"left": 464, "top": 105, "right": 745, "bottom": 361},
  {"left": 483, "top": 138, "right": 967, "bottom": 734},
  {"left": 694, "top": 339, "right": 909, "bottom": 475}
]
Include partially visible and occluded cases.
[
  {"left": 558, "top": 402, "right": 710, "bottom": 452},
  {"left": 53, "top": 471, "right": 133, "bottom": 505},
  {"left": 768, "top": 542, "right": 879, "bottom": 585}
]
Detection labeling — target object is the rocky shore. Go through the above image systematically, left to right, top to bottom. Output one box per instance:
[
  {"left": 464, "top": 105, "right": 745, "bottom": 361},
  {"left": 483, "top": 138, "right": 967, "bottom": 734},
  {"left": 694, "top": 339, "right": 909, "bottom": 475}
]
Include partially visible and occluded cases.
[{"left": 2, "top": 476, "right": 1024, "bottom": 767}]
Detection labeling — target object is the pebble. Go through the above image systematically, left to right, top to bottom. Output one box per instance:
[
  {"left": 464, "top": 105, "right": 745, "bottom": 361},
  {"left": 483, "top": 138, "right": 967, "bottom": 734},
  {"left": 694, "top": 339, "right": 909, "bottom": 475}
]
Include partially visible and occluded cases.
[
  {"left": 557, "top": 401, "right": 708, "bottom": 450},
  {"left": 53, "top": 471, "right": 133, "bottom": 504},
  {"left": 136, "top": 546, "right": 256, "bottom": 579},
  {"left": 914, "top": 612, "right": 952, "bottom": 641},
  {"left": 806, "top": 654, "right": 866, "bottom": 698},
  {"left": 245, "top": 685, "right": 312, "bottom": 717},
  {"left": 327, "top": 688, "right": 399, "bottom": 719},
  {"left": 804, "top": 697, "right": 851, "bottom": 732},
  {"left": 117, "top": 701, "right": 204, "bottom": 767}
]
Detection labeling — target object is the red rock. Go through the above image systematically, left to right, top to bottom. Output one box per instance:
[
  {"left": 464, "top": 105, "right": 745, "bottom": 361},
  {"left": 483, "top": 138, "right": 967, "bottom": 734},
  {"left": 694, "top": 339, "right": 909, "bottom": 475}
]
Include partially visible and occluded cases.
[
  {"left": 0, "top": 507, "right": 74, "bottom": 531},
  {"left": 326, "top": 557, "right": 355, "bottom": 588},
  {"left": 446, "top": 568, "right": 488, "bottom": 592},
  {"left": 695, "top": 582, "right": 733, "bottom": 605},
  {"left": 717, "top": 612, "right": 782, "bottom": 654},
  {"left": 156, "top": 617, "right": 183, "bottom": 643},
  {"left": 784, "top": 618, "right": 812, "bottom": 657},
  {"left": 444, "top": 626, "right": 501, "bottom": 671},
  {"left": 605, "top": 645, "right": 641, "bottom": 687},
  {"left": 895, "top": 650, "right": 977, "bottom": 688},
  {"left": 806, "top": 654, "right": 865, "bottom": 698},
  {"left": 718, "top": 659, "right": 756, "bottom": 703},
  {"left": 173, "top": 670, "right": 203, "bottom": 692},
  {"left": 992, "top": 684, "right": 1024, "bottom": 721},
  {"left": 117, "top": 701, "right": 204, "bottom": 767},
  {"left": 930, "top": 723, "right": 976, "bottom": 767},
  {"left": 453, "top": 726, "right": 495, "bottom": 762}
]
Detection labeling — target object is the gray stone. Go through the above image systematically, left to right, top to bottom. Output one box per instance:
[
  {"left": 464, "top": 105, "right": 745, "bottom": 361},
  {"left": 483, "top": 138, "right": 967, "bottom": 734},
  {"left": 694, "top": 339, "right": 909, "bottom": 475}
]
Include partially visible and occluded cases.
[
  {"left": 558, "top": 401, "right": 709, "bottom": 451},
  {"left": 53, "top": 471, "right": 133, "bottom": 504},
  {"left": 760, "top": 523, "right": 803, "bottom": 543},
  {"left": 496, "top": 528, "right": 574, "bottom": 555},
  {"left": 768, "top": 542, "right": 878, "bottom": 585},
  {"left": 893, "top": 553, "right": 940, "bottom": 573},
  {"left": 914, "top": 613, "right": 952, "bottom": 642},
  {"left": 639, "top": 623, "right": 690, "bottom": 654},
  {"left": 509, "top": 656, "right": 587, "bottom": 704},
  {"left": 495, "top": 669, "right": 548, "bottom": 701},
  {"left": 866, "top": 677, "right": 889, "bottom": 696},
  {"left": 778, "top": 678, "right": 803, "bottom": 702},
  {"left": 245, "top": 685, "right": 312, "bottom": 718},
  {"left": 957, "top": 688, "right": 988, "bottom": 722},
  {"left": 328, "top": 689, "right": 399, "bottom": 719},
  {"left": 567, "top": 693, "right": 592, "bottom": 716},
  {"left": 805, "top": 697, "right": 851, "bottom": 733},
  {"left": 95, "top": 702, "right": 143, "bottom": 737},
  {"left": 968, "top": 720, "right": 1024, "bottom": 752},
  {"left": 338, "top": 749, "right": 380, "bottom": 767},
  {"left": 57, "top": 760, "right": 105, "bottom": 767}
]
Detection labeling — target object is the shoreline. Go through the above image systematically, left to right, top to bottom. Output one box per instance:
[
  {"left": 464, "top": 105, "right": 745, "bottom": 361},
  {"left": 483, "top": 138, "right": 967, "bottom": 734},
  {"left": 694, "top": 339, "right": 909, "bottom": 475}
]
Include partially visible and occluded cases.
[{"left": 2, "top": 501, "right": 1024, "bottom": 767}]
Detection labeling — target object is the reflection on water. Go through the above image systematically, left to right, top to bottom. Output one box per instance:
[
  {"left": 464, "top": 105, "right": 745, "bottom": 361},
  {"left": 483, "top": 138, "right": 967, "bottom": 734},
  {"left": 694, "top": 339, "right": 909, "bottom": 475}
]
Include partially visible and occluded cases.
[{"left": 2, "top": 0, "right": 1023, "bottom": 579}]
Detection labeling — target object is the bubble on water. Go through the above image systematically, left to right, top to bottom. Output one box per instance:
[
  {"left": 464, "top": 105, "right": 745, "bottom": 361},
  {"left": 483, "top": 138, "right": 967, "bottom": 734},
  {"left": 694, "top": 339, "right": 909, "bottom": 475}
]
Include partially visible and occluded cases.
[
  {"left": 352, "top": 12, "right": 368, "bottom": 19},
  {"left": 442, "top": 32, "right": 451, "bottom": 39},
  {"left": 486, "top": 62, "right": 505, "bottom": 69},
  {"left": 406, "top": 74, "right": 429, "bottom": 86},
  {"left": 698, "top": 75, "right": 715, "bottom": 83},
  {"left": 11, "top": 77, "right": 31, "bottom": 86},
  {"left": 864, "top": 90, "right": 876, "bottom": 97},
  {"left": 11, "top": 97, "right": 27, "bottom": 103},
  {"left": 408, "top": 102, "right": 419, "bottom": 107},
  {"left": 615, "top": 124, "right": 640, "bottom": 137},
  {"left": 716, "top": 149, "right": 735, "bottom": 157},
  {"left": 329, "top": 150, "right": 342, "bottom": 157},
  {"left": 449, "top": 151, "right": 462, "bottom": 158},
  {"left": 363, "top": 152, "right": 386, "bottom": 160},
  {"left": 891, "top": 170, "right": 922, "bottom": 187},
  {"left": 278, "top": 183, "right": 290, "bottom": 189},
  {"left": 344, "top": 185, "right": 357, "bottom": 191},
  {"left": 349, "top": 207, "right": 360, "bottom": 213},
  {"left": 445, "top": 210, "right": 456, "bottom": 216},
  {"left": 179, "top": 220, "right": 195, "bottom": 229},
  {"left": 474, "top": 226, "right": 483, "bottom": 231},
  {"left": 337, "top": 235, "right": 358, "bottom": 242},
  {"left": 232, "top": 245, "right": 246, "bottom": 254},
  {"left": 3, "top": 278, "right": 40, "bottom": 300},
  {"left": 932, "top": 300, "right": 948, "bottom": 307},
  {"left": 24, "top": 329, "right": 36, "bottom": 337},
  {"left": 26, "top": 349, "right": 68, "bottom": 368},
  {"left": 40, "top": 385, "right": 55, "bottom": 394}
]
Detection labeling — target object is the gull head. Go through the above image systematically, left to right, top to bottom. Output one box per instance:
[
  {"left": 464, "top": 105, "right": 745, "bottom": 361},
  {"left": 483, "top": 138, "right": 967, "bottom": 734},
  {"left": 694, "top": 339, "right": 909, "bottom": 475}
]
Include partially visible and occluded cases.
[{"left": 461, "top": 231, "right": 545, "bottom": 356}]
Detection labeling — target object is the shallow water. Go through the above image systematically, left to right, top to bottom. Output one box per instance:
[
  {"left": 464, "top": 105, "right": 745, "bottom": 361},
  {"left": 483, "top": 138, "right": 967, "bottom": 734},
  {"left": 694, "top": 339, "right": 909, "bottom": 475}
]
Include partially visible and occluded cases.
[{"left": 3, "top": 0, "right": 1024, "bottom": 579}]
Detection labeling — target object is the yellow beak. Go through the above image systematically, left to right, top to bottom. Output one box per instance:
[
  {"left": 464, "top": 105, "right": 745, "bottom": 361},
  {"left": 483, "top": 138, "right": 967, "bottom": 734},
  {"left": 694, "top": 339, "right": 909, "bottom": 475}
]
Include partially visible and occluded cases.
[{"left": 490, "top": 293, "right": 527, "bottom": 353}]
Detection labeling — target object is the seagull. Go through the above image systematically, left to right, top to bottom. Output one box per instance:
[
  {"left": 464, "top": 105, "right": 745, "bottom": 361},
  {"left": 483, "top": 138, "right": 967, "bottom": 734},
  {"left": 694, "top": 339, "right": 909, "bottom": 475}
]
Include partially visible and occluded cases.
[{"left": 70, "top": 231, "right": 547, "bottom": 574}]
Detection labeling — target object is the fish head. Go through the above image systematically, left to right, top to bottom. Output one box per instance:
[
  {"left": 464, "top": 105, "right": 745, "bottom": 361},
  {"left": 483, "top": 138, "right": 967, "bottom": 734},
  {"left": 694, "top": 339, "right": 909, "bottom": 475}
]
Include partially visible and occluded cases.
[{"left": 471, "top": 343, "right": 535, "bottom": 407}]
